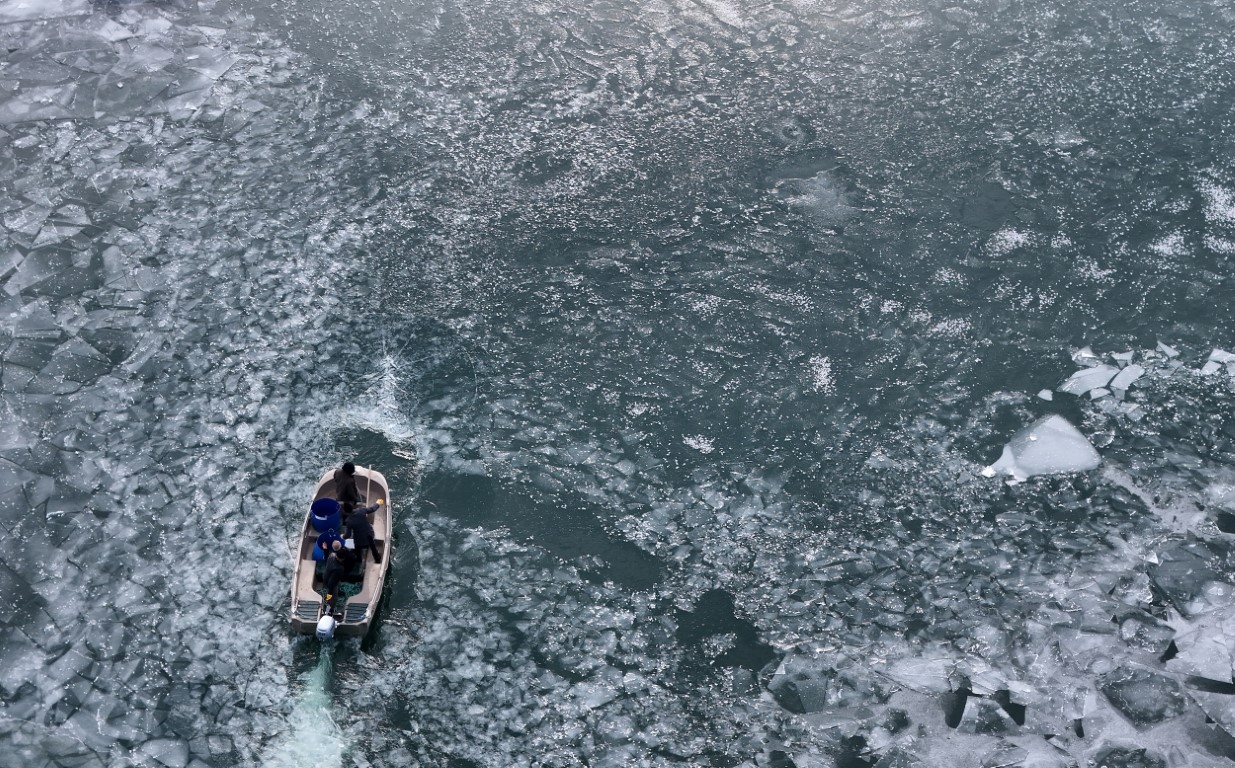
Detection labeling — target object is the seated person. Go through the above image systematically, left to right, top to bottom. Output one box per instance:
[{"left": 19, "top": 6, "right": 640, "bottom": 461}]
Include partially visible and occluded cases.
[
  {"left": 314, "top": 528, "right": 344, "bottom": 561},
  {"left": 329, "top": 539, "right": 362, "bottom": 579}
]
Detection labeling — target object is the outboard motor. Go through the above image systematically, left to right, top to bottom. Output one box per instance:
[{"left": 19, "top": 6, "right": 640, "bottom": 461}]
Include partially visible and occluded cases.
[{"left": 315, "top": 614, "right": 337, "bottom": 641}]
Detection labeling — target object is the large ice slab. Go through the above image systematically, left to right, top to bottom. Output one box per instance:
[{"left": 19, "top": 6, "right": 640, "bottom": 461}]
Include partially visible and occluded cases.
[
  {"left": 0, "top": 0, "right": 90, "bottom": 24},
  {"left": 1058, "top": 364, "right": 1119, "bottom": 395},
  {"left": 982, "top": 415, "right": 1101, "bottom": 482},
  {"left": 1097, "top": 666, "right": 1186, "bottom": 726}
]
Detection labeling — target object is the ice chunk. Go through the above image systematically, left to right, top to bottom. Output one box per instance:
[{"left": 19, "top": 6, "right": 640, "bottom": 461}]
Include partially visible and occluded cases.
[
  {"left": 0, "top": 0, "right": 90, "bottom": 23},
  {"left": 95, "top": 19, "right": 135, "bottom": 42},
  {"left": 183, "top": 46, "right": 236, "bottom": 79},
  {"left": 94, "top": 73, "right": 176, "bottom": 117},
  {"left": 0, "top": 83, "right": 79, "bottom": 124},
  {"left": 774, "top": 172, "right": 855, "bottom": 226},
  {"left": 4, "top": 204, "right": 52, "bottom": 236},
  {"left": 1157, "top": 342, "right": 1179, "bottom": 358},
  {"left": 1072, "top": 346, "right": 1099, "bottom": 363},
  {"left": 1210, "top": 349, "right": 1235, "bottom": 364},
  {"left": 1201, "top": 361, "right": 1223, "bottom": 376},
  {"left": 1058, "top": 364, "right": 1118, "bottom": 395},
  {"left": 1109, "top": 364, "right": 1145, "bottom": 393},
  {"left": 1036, "top": 389, "right": 1053, "bottom": 401},
  {"left": 984, "top": 415, "right": 1101, "bottom": 482},
  {"left": 1148, "top": 540, "right": 1217, "bottom": 615},
  {"left": 1168, "top": 582, "right": 1235, "bottom": 679},
  {"left": 1117, "top": 612, "right": 1174, "bottom": 656},
  {"left": 878, "top": 651, "right": 954, "bottom": 693},
  {"left": 768, "top": 656, "right": 831, "bottom": 713},
  {"left": 1097, "top": 667, "right": 1186, "bottom": 726},
  {"left": 572, "top": 681, "right": 619, "bottom": 709},
  {"left": 955, "top": 696, "right": 1016, "bottom": 734},
  {"left": 138, "top": 737, "right": 189, "bottom": 767},
  {"left": 1092, "top": 746, "right": 1167, "bottom": 768}
]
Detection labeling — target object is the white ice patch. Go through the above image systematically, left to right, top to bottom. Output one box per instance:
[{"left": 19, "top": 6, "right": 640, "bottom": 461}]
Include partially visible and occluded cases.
[
  {"left": 774, "top": 172, "right": 855, "bottom": 226},
  {"left": 1199, "top": 179, "right": 1235, "bottom": 226},
  {"left": 984, "top": 227, "right": 1031, "bottom": 257},
  {"left": 1149, "top": 231, "right": 1187, "bottom": 258},
  {"left": 1204, "top": 234, "right": 1235, "bottom": 253},
  {"left": 932, "top": 267, "right": 965, "bottom": 285},
  {"left": 928, "top": 318, "right": 971, "bottom": 336},
  {"left": 807, "top": 355, "right": 834, "bottom": 393},
  {"left": 982, "top": 415, "right": 1101, "bottom": 483},
  {"left": 683, "top": 435, "right": 715, "bottom": 453}
]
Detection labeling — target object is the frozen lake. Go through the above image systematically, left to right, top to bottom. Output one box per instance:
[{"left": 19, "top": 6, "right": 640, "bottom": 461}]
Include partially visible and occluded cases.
[{"left": 3, "top": 0, "right": 1235, "bottom": 765}]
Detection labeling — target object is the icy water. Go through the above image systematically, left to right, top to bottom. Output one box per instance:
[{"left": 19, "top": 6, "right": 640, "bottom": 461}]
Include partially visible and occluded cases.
[{"left": 4, "top": 0, "right": 1235, "bottom": 765}]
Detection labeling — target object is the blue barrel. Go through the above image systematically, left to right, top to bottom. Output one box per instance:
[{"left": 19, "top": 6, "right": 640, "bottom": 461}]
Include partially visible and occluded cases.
[{"left": 310, "top": 498, "right": 342, "bottom": 532}]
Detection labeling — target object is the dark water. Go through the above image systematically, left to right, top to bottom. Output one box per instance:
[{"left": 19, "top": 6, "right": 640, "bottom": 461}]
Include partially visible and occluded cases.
[{"left": 3, "top": 0, "right": 1235, "bottom": 765}]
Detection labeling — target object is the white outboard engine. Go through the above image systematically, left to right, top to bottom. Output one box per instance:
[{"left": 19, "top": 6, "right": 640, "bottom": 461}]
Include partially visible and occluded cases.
[{"left": 315, "top": 614, "right": 337, "bottom": 641}]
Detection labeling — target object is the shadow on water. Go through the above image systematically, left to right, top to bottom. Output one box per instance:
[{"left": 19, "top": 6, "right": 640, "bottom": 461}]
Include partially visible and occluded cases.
[{"left": 421, "top": 470, "right": 664, "bottom": 592}]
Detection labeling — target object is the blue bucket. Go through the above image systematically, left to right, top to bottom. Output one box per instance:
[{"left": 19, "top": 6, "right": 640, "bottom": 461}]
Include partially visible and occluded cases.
[{"left": 310, "top": 498, "right": 342, "bottom": 532}]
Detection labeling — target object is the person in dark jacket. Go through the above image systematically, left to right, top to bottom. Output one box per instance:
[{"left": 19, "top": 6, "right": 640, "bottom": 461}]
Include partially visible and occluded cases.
[
  {"left": 333, "top": 462, "right": 363, "bottom": 507},
  {"left": 345, "top": 501, "right": 382, "bottom": 564},
  {"left": 315, "top": 528, "right": 343, "bottom": 559},
  {"left": 329, "top": 538, "right": 361, "bottom": 575},
  {"left": 322, "top": 551, "right": 346, "bottom": 615},
  {"left": 323, "top": 552, "right": 345, "bottom": 594}
]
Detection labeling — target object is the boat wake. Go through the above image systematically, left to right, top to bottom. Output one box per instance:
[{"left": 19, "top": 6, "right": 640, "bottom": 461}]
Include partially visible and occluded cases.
[{"left": 262, "top": 647, "right": 346, "bottom": 768}]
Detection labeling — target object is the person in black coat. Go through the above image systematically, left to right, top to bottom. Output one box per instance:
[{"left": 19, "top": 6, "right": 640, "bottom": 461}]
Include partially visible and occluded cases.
[
  {"left": 333, "top": 462, "right": 363, "bottom": 507},
  {"left": 345, "top": 501, "right": 382, "bottom": 564},
  {"left": 328, "top": 538, "right": 361, "bottom": 575},
  {"left": 323, "top": 551, "right": 344, "bottom": 592}
]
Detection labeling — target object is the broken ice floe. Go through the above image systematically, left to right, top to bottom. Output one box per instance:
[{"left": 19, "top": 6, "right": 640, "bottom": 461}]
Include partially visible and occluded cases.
[
  {"left": 0, "top": 10, "right": 237, "bottom": 125},
  {"left": 1058, "top": 346, "right": 1235, "bottom": 404},
  {"left": 1200, "top": 348, "right": 1235, "bottom": 376},
  {"left": 1059, "top": 364, "right": 1119, "bottom": 396},
  {"left": 982, "top": 415, "right": 1101, "bottom": 482},
  {"left": 1098, "top": 666, "right": 1187, "bottom": 726}
]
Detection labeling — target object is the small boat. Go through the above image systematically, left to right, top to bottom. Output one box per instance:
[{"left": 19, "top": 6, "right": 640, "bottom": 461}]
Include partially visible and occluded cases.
[{"left": 289, "top": 466, "right": 392, "bottom": 639}]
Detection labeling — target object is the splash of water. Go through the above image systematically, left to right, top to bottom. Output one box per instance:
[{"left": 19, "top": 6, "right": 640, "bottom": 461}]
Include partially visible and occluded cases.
[
  {"left": 339, "top": 352, "right": 420, "bottom": 446},
  {"left": 262, "top": 647, "right": 347, "bottom": 768}
]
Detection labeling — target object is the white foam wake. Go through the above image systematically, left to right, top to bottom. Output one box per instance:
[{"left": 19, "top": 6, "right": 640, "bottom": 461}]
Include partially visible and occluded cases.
[{"left": 262, "top": 647, "right": 346, "bottom": 768}]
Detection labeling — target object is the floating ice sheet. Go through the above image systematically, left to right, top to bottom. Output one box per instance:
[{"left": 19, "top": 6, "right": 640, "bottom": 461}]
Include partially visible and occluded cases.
[
  {"left": 0, "top": 0, "right": 90, "bottom": 23},
  {"left": 1058, "top": 364, "right": 1118, "bottom": 396},
  {"left": 982, "top": 415, "right": 1101, "bottom": 482}
]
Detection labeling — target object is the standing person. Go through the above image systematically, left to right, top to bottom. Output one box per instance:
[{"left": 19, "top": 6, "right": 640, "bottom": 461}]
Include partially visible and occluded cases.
[
  {"left": 333, "top": 462, "right": 363, "bottom": 507},
  {"left": 345, "top": 499, "right": 383, "bottom": 564},
  {"left": 322, "top": 551, "right": 347, "bottom": 613}
]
